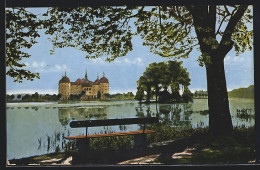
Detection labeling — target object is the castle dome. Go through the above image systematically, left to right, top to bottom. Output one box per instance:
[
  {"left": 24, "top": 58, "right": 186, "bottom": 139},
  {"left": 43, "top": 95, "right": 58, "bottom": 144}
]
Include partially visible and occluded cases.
[
  {"left": 59, "top": 75, "right": 70, "bottom": 84},
  {"left": 100, "top": 76, "right": 109, "bottom": 83},
  {"left": 75, "top": 78, "right": 84, "bottom": 85},
  {"left": 94, "top": 78, "right": 100, "bottom": 85},
  {"left": 82, "top": 79, "right": 93, "bottom": 87}
]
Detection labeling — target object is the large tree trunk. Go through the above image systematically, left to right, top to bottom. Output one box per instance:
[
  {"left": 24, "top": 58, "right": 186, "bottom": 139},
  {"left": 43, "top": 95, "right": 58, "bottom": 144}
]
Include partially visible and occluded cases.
[
  {"left": 186, "top": 5, "right": 248, "bottom": 136},
  {"left": 206, "top": 56, "right": 233, "bottom": 135}
]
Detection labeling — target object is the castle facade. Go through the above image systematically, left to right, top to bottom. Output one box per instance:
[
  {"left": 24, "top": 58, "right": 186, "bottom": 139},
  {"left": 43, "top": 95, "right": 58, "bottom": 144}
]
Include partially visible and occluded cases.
[{"left": 58, "top": 71, "right": 109, "bottom": 100}]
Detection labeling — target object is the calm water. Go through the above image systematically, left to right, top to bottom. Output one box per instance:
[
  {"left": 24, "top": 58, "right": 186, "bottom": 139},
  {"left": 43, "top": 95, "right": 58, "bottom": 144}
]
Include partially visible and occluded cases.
[{"left": 6, "top": 98, "right": 255, "bottom": 159}]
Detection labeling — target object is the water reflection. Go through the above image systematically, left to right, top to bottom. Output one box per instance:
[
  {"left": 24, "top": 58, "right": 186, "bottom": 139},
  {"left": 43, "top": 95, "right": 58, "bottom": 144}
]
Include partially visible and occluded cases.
[
  {"left": 6, "top": 99, "right": 255, "bottom": 159},
  {"left": 135, "top": 103, "right": 194, "bottom": 129},
  {"left": 36, "top": 107, "right": 110, "bottom": 153},
  {"left": 58, "top": 107, "right": 108, "bottom": 126},
  {"left": 236, "top": 108, "right": 254, "bottom": 121},
  {"left": 37, "top": 130, "right": 76, "bottom": 154}
]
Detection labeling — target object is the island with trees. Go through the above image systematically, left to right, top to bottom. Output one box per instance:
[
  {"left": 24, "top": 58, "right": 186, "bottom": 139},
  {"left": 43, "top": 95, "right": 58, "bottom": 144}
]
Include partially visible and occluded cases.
[{"left": 135, "top": 61, "right": 193, "bottom": 103}]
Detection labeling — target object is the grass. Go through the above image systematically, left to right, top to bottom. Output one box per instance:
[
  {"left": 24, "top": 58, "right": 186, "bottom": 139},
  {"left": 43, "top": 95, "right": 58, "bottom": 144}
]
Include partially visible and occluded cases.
[
  {"left": 8, "top": 126, "right": 255, "bottom": 165},
  {"left": 156, "top": 126, "right": 256, "bottom": 164},
  {"left": 8, "top": 152, "right": 69, "bottom": 165}
]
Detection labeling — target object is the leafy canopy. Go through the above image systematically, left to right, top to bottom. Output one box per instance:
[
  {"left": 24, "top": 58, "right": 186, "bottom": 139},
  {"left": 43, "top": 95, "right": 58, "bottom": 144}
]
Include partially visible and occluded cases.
[
  {"left": 6, "top": 6, "right": 253, "bottom": 81},
  {"left": 43, "top": 6, "right": 252, "bottom": 65},
  {"left": 6, "top": 8, "right": 42, "bottom": 82},
  {"left": 136, "top": 60, "right": 191, "bottom": 102}
]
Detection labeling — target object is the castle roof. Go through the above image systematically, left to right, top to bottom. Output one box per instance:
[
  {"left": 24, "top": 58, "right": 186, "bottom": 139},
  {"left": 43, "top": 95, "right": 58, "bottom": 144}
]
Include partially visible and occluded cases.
[
  {"left": 59, "top": 71, "right": 108, "bottom": 85},
  {"left": 59, "top": 75, "right": 70, "bottom": 83},
  {"left": 100, "top": 76, "right": 109, "bottom": 83},
  {"left": 72, "top": 78, "right": 84, "bottom": 85},
  {"left": 94, "top": 78, "right": 100, "bottom": 85},
  {"left": 82, "top": 79, "right": 93, "bottom": 87}
]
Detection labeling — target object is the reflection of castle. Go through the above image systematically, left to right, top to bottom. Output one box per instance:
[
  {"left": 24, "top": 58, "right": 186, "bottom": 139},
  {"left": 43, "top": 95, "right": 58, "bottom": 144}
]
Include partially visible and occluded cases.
[
  {"left": 59, "top": 70, "right": 109, "bottom": 100},
  {"left": 58, "top": 107, "right": 108, "bottom": 126}
]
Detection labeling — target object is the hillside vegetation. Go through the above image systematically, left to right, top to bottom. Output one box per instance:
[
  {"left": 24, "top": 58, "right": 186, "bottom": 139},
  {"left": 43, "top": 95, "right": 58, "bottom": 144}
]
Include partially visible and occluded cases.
[{"left": 228, "top": 85, "right": 254, "bottom": 98}]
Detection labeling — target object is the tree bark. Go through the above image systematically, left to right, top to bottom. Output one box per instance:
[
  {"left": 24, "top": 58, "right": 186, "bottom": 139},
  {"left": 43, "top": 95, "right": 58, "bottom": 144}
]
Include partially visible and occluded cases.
[
  {"left": 186, "top": 5, "right": 248, "bottom": 136},
  {"left": 206, "top": 56, "right": 233, "bottom": 135}
]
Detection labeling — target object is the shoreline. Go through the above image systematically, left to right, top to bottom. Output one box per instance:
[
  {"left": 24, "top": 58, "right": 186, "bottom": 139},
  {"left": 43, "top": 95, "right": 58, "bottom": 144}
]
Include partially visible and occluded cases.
[{"left": 6, "top": 97, "right": 255, "bottom": 104}]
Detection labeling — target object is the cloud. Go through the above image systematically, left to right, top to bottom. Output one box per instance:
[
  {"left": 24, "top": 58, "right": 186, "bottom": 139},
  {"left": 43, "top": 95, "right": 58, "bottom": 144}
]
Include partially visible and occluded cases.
[
  {"left": 224, "top": 55, "right": 244, "bottom": 65},
  {"left": 224, "top": 56, "right": 231, "bottom": 63},
  {"left": 233, "top": 56, "right": 244, "bottom": 62},
  {"left": 84, "top": 57, "right": 144, "bottom": 66},
  {"left": 115, "top": 57, "right": 144, "bottom": 66},
  {"left": 124, "top": 58, "right": 130, "bottom": 63},
  {"left": 25, "top": 61, "right": 46, "bottom": 72},
  {"left": 26, "top": 61, "right": 68, "bottom": 73},
  {"left": 50, "top": 64, "right": 68, "bottom": 72}
]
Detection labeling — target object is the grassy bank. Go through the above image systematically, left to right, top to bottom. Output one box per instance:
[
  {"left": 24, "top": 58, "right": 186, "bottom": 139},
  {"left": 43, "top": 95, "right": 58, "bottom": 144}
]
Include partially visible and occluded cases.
[
  {"left": 8, "top": 126, "right": 255, "bottom": 165},
  {"left": 155, "top": 126, "right": 255, "bottom": 164}
]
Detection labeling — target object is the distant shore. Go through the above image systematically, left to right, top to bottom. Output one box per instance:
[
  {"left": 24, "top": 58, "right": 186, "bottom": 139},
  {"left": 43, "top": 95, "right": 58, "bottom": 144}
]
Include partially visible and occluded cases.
[{"left": 6, "top": 97, "right": 256, "bottom": 104}]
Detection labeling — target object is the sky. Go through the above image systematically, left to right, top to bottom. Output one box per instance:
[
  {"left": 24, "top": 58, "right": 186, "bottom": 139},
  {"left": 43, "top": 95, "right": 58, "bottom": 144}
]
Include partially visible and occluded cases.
[{"left": 6, "top": 7, "right": 254, "bottom": 95}]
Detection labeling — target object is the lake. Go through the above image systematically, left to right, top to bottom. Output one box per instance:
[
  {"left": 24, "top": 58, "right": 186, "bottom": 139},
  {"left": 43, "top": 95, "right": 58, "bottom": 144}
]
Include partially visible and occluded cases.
[{"left": 6, "top": 98, "right": 255, "bottom": 160}]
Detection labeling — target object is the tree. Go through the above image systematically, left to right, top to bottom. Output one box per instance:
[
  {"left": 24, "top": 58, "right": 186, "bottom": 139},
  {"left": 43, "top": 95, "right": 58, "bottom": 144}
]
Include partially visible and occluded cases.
[
  {"left": 7, "top": 5, "right": 252, "bottom": 135},
  {"left": 6, "top": 8, "right": 42, "bottom": 82},
  {"left": 137, "top": 61, "right": 191, "bottom": 103},
  {"left": 145, "top": 62, "right": 164, "bottom": 102},
  {"left": 137, "top": 74, "right": 153, "bottom": 102},
  {"left": 135, "top": 86, "right": 145, "bottom": 102},
  {"left": 182, "top": 86, "right": 193, "bottom": 103},
  {"left": 158, "top": 90, "right": 171, "bottom": 103},
  {"left": 81, "top": 91, "right": 86, "bottom": 97},
  {"left": 97, "top": 91, "right": 101, "bottom": 99},
  {"left": 31, "top": 92, "right": 39, "bottom": 100},
  {"left": 126, "top": 92, "right": 134, "bottom": 98},
  {"left": 103, "top": 93, "right": 110, "bottom": 99},
  {"left": 11, "top": 94, "right": 15, "bottom": 101},
  {"left": 17, "top": 94, "right": 22, "bottom": 99},
  {"left": 22, "top": 94, "right": 31, "bottom": 100},
  {"left": 57, "top": 94, "right": 62, "bottom": 100}
]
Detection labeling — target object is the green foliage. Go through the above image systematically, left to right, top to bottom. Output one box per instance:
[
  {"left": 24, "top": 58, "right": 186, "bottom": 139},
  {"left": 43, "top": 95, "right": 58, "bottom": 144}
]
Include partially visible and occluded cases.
[
  {"left": 40, "top": 6, "right": 252, "bottom": 67},
  {"left": 42, "top": 7, "right": 137, "bottom": 61},
  {"left": 6, "top": 8, "right": 42, "bottom": 82},
  {"left": 233, "top": 8, "right": 254, "bottom": 56},
  {"left": 136, "top": 61, "right": 192, "bottom": 103},
  {"left": 228, "top": 85, "right": 254, "bottom": 98},
  {"left": 135, "top": 86, "right": 145, "bottom": 102},
  {"left": 182, "top": 87, "right": 193, "bottom": 102},
  {"left": 194, "top": 90, "right": 208, "bottom": 98},
  {"left": 97, "top": 91, "right": 101, "bottom": 99},
  {"left": 109, "top": 92, "right": 135, "bottom": 100},
  {"left": 6, "top": 93, "right": 61, "bottom": 102},
  {"left": 6, "top": 94, "right": 15, "bottom": 101},
  {"left": 69, "top": 94, "right": 81, "bottom": 100},
  {"left": 147, "top": 125, "right": 209, "bottom": 144},
  {"left": 155, "top": 126, "right": 255, "bottom": 164},
  {"left": 188, "top": 126, "right": 255, "bottom": 164},
  {"left": 90, "top": 136, "right": 133, "bottom": 150}
]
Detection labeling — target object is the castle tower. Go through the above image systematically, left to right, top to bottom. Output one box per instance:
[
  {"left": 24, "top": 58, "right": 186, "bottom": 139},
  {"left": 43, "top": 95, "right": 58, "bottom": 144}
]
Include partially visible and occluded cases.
[
  {"left": 84, "top": 69, "right": 88, "bottom": 83},
  {"left": 58, "top": 71, "right": 71, "bottom": 100},
  {"left": 99, "top": 71, "right": 109, "bottom": 98}
]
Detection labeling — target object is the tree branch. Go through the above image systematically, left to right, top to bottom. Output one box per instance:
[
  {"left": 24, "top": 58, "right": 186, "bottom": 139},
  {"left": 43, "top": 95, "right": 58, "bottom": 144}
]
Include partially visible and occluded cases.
[
  {"left": 218, "top": 5, "right": 248, "bottom": 57},
  {"left": 224, "top": 5, "right": 231, "bottom": 15},
  {"left": 209, "top": 6, "right": 216, "bottom": 38},
  {"left": 216, "top": 14, "right": 229, "bottom": 36}
]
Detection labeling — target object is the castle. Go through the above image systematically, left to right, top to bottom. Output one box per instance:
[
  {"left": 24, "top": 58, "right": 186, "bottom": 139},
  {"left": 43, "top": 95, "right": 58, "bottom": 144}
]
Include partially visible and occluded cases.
[{"left": 58, "top": 71, "right": 109, "bottom": 100}]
